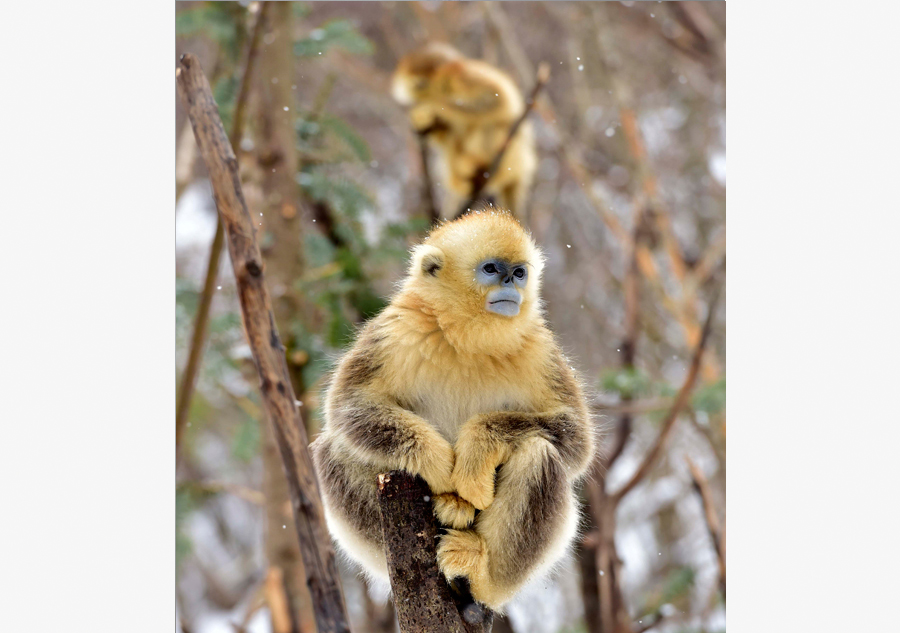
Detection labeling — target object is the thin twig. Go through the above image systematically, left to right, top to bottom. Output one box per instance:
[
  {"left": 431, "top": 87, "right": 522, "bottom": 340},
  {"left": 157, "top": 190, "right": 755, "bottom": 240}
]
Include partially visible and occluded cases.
[
  {"left": 176, "top": 1, "right": 270, "bottom": 463},
  {"left": 176, "top": 52, "right": 351, "bottom": 633},
  {"left": 454, "top": 62, "right": 550, "bottom": 218},
  {"left": 419, "top": 133, "right": 440, "bottom": 223},
  {"left": 600, "top": 196, "right": 647, "bottom": 473},
  {"left": 611, "top": 286, "right": 720, "bottom": 503},
  {"left": 593, "top": 397, "right": 676, "bottom": 416},
  {"left": 686, "top": 457, "right": 726, "bottom": 600},
  {"left": 177, "top": 480, "right": 266, "bottom": 506},
  {"left": 633, "top": 608, "right": 665, "bottom": 633}
]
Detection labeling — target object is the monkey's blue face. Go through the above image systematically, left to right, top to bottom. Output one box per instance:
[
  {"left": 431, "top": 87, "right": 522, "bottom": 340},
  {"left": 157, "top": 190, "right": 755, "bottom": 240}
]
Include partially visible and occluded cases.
[{"left": 476, "top": 259, "right": 528, "bottom": 317}]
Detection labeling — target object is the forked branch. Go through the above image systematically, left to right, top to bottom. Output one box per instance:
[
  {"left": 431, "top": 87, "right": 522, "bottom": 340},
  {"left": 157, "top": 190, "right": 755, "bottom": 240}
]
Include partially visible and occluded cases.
[{"left": 611, "top": 286, "right": 720, "bottom": 504}]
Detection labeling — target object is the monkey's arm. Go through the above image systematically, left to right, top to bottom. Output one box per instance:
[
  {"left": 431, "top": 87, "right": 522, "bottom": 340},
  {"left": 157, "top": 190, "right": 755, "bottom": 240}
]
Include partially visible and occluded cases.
[
  {"left": 430, "top": 62, "right": 523, "bottom": 125},
  {"left": 326, "top": 341, "right": 456, "bottom": 495},
  {"left": 451, "top": 352, "right": 594, "bottom": 509},
  {"left": 451, "top": 408, "right": 592, "bottom": 509}
]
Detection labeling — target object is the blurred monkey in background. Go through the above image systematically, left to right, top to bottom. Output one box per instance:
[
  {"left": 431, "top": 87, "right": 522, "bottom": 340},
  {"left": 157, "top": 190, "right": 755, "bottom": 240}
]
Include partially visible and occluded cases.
[{"left": 391, "top": 43, "right": 537, "bottom": 219}]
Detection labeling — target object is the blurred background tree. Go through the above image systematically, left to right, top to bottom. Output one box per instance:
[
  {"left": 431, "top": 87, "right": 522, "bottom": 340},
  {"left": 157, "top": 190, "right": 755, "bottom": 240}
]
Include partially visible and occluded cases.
[{"left": 175, "top": 2, "right": 725, "bottom": 632}]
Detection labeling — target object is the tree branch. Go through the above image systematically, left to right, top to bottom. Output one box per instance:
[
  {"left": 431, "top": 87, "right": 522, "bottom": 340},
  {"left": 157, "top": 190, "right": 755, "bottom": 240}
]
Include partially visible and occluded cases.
[
  {"left": 176, "top": 1, "right": 270, "bottom": 463},
  {"left": 176, "top": 52, "right": 351, "bottom": 633},
  {"left": 454, "top": 63, "right": 550, "bottom": 218},
  {"left": 419, "top": 133, "right": 440, "bottom": 223},
  {"left": 602, "top": 199, "right": 646, "bottom": 473},
  {"left": 611, "top": 286, "right": 720, "bottom": 504},
  {"left": 686, "top": 457, "right": 726, "bottom": 600},
  {"left": 377, "top": 470, "right": 493, "bottom": 633}
]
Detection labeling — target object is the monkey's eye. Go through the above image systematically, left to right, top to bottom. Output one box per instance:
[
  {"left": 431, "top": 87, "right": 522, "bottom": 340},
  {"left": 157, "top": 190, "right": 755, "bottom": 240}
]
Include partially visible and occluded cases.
[
  {"left": 483, "top": 263, "right": 499, "bottom": 275},
  {"left": 513, "top": 268, "right": 526, "bottom": 279}
]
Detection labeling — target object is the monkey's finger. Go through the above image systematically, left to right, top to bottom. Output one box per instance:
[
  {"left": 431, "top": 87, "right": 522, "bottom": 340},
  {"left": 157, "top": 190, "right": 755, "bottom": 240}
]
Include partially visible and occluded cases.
[{"left": 433, "top": 492, "right": 477, "bottom": 529}]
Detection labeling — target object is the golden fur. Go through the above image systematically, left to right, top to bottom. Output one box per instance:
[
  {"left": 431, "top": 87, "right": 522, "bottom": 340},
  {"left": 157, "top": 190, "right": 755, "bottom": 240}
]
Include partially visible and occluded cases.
[
  {"left": 391, "top": 43, "right": 537, "bottom": 218},
  {"left": 311, "top": 211, "right": 595, "bottom": 611}
]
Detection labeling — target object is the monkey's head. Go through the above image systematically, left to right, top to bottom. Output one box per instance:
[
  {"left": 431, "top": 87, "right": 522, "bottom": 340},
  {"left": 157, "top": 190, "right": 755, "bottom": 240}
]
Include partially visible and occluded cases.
[
  {"left": 390, "top": 42, "right": 462, "bottom": 106},
  {"left": 404, "top": 210, "right": 544, "bottom": 352}
]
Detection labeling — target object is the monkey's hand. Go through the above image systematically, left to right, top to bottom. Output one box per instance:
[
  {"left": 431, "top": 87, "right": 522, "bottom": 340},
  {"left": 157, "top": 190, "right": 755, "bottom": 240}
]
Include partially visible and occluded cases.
[
  {"left": 328, "top": 390, "right": 455, "bottom": 495},
  {"left": 451, "top": 414, "right": 513, "bottom": 510},
  {"left": 408, "top": 432, "right": 456, "bottom": 495},
  {"left": 433, "top": 492, "right": 477, "bottom": 529}
]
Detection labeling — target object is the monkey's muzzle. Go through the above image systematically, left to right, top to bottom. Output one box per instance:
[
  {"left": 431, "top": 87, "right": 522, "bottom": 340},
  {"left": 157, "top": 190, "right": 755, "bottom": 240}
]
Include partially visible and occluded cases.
[{"left": 485, "top": 287, "right": 522, "bottom": 316}]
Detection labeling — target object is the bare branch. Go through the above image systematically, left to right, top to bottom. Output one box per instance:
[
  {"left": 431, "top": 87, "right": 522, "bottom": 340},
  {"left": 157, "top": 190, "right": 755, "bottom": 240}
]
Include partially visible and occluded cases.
[
  {"left": 176, "top": 52, "right": 351, "bottom": 633},
  {"left": 419, "top": 133, "right": 440, "bottom": 223},
  {"left": 600, "top": 198, "right": 646, "bottom": 474},
  {"left": 686, "top": 457, "right": 726, "bottom": 600},
  {"left": 633, "top": 608, "right": 665, "bottom": 633}
]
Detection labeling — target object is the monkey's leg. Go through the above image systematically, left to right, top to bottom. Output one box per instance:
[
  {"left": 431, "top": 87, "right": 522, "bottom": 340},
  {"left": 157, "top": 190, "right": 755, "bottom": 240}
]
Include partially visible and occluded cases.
[
  {"left": 310, "top": 435, "right": 390, "bottom": 582},
  {"left": 438, "top": 437, "right": 578, "bottom": 611}
]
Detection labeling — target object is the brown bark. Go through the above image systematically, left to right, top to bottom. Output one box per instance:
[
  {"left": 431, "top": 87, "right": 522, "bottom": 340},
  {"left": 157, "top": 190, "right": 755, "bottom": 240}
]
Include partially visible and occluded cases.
[
  {"left": 256, "top": 0, "right": 306, "bottom": 377},
  {"left": 253, "top": 5, "right": 318, "bottom": 632},
  {"left": 176, "top": 53, "right": 351, "bottom": 633},
  {"left": 418, "top": 134, "right": 440, "bottom": 223},
  {"left": 263, "top": 427, "right": 316, "bottom": 633},
  {"left": 376, "top": 471, "right": 493, "bottom": 633},
  {"left": 584, "top": 477, "right": 629, "bottom": 633},
  {"left": 576, "top": 528, "right": 602, "bottom": 633}
]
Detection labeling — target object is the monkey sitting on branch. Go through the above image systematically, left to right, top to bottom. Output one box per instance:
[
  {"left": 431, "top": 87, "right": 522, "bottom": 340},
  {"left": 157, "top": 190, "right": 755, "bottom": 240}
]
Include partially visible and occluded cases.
[
  {"left": 391, "top": 43, "right": 537, "bottom": 219},
  {"left": 311, "top": 210, "right": 595, "bottom": 611}
]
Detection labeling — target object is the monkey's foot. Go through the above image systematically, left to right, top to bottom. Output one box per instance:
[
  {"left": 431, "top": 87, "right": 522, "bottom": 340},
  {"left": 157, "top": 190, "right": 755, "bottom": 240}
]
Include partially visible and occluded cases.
[
  {"left": 433, "top": 493, "right": 477, "bottom": 529},
  {"left": 438, "top": 529, "right": 487, "bottom": 581},
  {"left": 438, "top": 530, "right": 508, "bottom": 611}
]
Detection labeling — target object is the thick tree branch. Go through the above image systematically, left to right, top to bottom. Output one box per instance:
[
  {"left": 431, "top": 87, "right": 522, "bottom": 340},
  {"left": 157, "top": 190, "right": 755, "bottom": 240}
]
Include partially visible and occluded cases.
[
  {"left": 176, "top": 1, "right": 270, "bottom": 463},
  {"left": 176, "top": 53, "right": 351, "bottom": 633},
  {"left": 455, "top": 63, "right": 550, "bottom": 218},
  {"left": 611, "top": 287, "right": 720, "bottom": 504},
  {"left": 377, "top": 471, "right": 493, "bottom": 633}
]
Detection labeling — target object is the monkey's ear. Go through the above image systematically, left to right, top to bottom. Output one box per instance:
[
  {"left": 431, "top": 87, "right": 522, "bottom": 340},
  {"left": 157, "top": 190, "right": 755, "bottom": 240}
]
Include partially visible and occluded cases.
[{"left": 411, "top": 244, "right": 445, "bottom": 278}]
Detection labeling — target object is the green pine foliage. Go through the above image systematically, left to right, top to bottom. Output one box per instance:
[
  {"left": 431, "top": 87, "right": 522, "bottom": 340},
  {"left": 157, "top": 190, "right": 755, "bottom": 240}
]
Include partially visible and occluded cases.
[
  {"left": 176, "top": 2, "right": 247, "bottom": 133},
  {"left": 602, "top": 366, "right": 654, "bottom": 400},
  {"left": 693, "top": 378, "right": 726, "bottom": 415},
  {"left": 639, "top": 565, "right": 696, "bottom": 616}
]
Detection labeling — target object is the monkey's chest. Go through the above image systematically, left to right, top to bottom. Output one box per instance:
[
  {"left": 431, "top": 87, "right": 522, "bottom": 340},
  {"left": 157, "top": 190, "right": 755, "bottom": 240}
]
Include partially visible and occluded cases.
[{"left": 408, "top": 376, "right": 533, "bottom": 444}]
